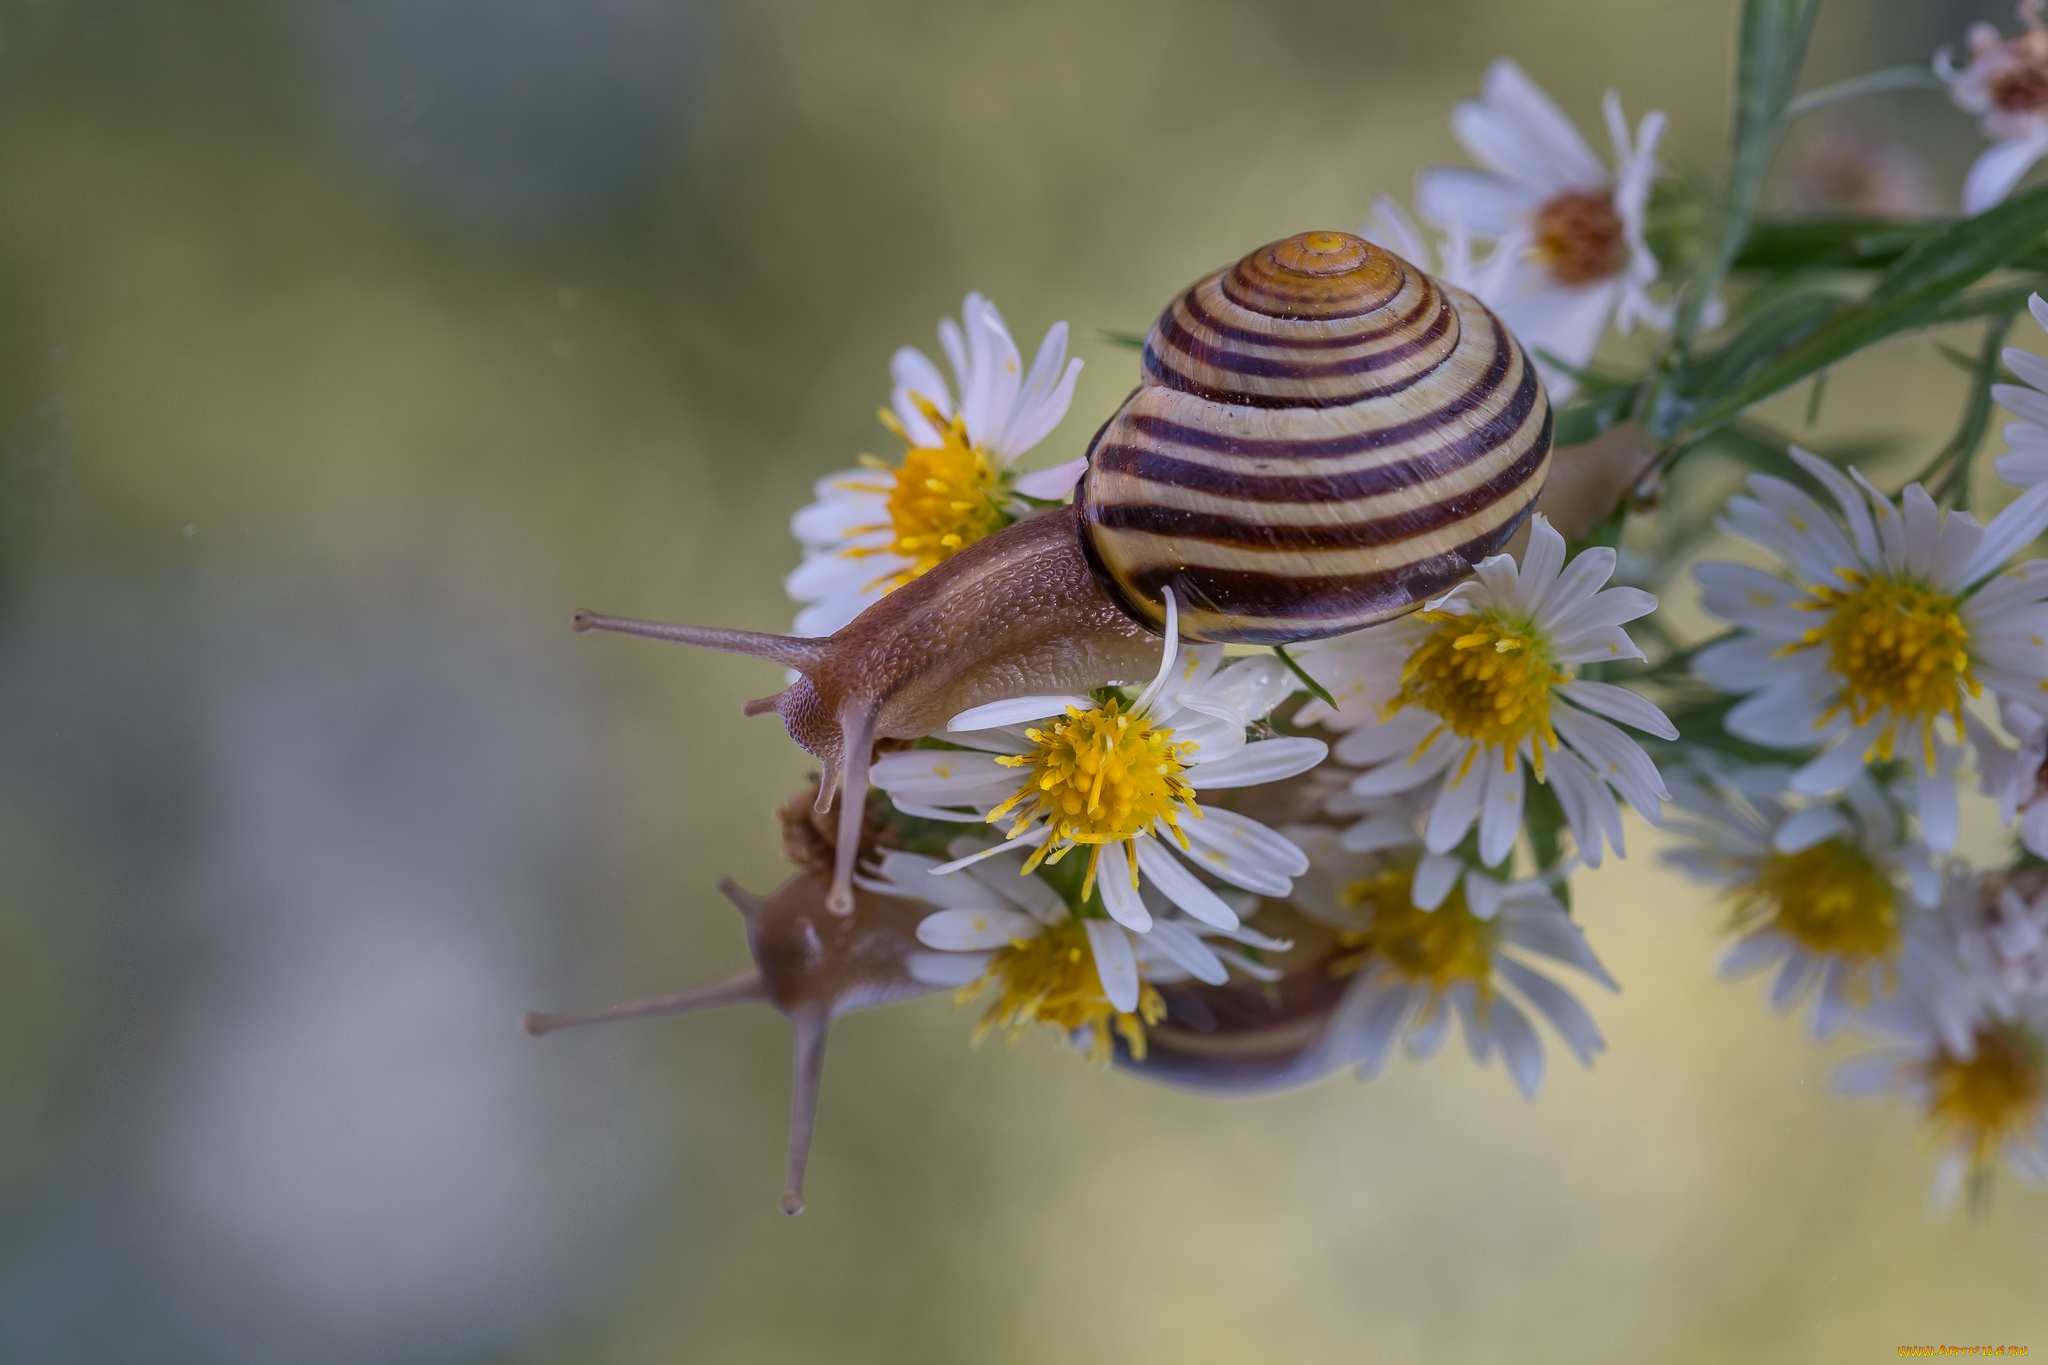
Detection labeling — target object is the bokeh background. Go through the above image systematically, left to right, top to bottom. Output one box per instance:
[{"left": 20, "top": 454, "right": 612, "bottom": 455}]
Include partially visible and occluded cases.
[{"left": 0, "top": 1, "right": 2043, "bottom": 1360}]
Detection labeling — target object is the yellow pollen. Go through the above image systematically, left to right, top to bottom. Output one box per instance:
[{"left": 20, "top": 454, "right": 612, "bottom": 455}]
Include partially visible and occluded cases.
[
  {"left": 845, "top": 397, "right": 1009, "bottom": 588},
  {"left": 1787, "top": 571, "right": 1976, "bottom": 762},
  {"left": 1390, "top": 608, "right": 1566, "bottom": 777},
  {"left": 988, "top": 699, "right": 1199, "bottom": 897},
  {"left": 1729, "top": 840, "right": 1899, "bottom": 997},
  {"left": 1334, "top": 863, "right": 1495, "bottom": 997},
  {"left": 964, "top": 917, "right": 1165, "bottom": 1064},
  {"left": 1924, "top": 1021, "right": 2047, "bottom": 1175}
]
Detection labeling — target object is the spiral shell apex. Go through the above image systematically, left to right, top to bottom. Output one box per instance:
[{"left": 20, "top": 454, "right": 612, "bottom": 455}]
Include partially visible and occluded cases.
[{"left": 1078, "top": 230, "right": 1553, "bottom": 644}]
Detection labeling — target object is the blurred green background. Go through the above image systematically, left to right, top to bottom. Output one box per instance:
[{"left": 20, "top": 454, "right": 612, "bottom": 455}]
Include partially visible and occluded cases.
[{"left": 0, "top": 1, "right": 2043, "bottom": 1361}]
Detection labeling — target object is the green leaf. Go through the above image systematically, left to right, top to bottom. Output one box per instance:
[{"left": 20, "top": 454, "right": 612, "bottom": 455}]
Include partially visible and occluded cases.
[
  {"left": 1679, "top": 182, "right": 2048, "bottom": 438},
  {"left": 1736, "top": 216, "right": 2048, "bottom": 277},
  {"left": 1925, "top": 279, "right": 2048, "bottom": 326},
  {"left": 1686, "top": 287, "right": 1847, "bottom": 394},
  {"left": 1095, "top": 329, "right": 1147, "bottom": 350}
]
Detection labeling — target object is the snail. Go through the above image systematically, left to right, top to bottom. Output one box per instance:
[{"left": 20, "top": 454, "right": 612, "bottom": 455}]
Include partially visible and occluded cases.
[
  {"left": 575, "top": 230, "right": 1553, "bottom": 918},
  {"left": 525, "top": 791, "right": 940, "bottom": 1215}
]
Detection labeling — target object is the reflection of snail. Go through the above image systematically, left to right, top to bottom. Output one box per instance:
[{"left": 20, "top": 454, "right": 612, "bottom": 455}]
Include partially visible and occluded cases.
[
  {"left": 575, "top": 231, "right": 1552, "bottom": 919},
  {"left": 526, "top": 854, "right": 937, "bottom": 1215},
  {"left": 528, "top": 867, "right": 1384, "bottom": 1209}
]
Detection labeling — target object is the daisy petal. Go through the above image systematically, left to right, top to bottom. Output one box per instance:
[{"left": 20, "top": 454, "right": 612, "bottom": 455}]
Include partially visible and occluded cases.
[
  {"left": 1010, "top": 457, "right": 1087, "bottom": 500},
  {"left": 1556, "top": 680, "right": 1678, "bottom": 740},
  {"left": 948, "top": 695, "right": 1093, "bottom": 731},
  {"left": 1185, "top": 736, "right": 1329, "bottom": 789},
  {"left": 1134, "top": 837, "right": 1240, "bottom": 930},
  {"left": 1096, "top": 840, "right": 1153, "bottom": 933},
  {"left": 916, "top": 906, "right": 1040, "bottom": 951},
  {"left": 1085, "top": 919, "right": 1140, "bottom": 1014},
  {"left": 908, "top": 950, "right": 988, "bottom": 988},
  {"left": 1497, "top": 957, "right": 1604, "bottom": 1065},
  {"left": 1490, "top": 995, "right": 1546, "bottom": 1098}
]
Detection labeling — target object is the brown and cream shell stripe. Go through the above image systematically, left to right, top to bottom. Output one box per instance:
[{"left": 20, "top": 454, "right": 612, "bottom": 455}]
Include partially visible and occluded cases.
[{"left": 1077, "top": 230, "right": 1553, "bottom": 645}]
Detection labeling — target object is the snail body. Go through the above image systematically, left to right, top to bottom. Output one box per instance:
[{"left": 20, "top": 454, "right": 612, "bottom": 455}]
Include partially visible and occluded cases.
[{"left": 574, "top": 231, "right": 1552, "bottom": 916}]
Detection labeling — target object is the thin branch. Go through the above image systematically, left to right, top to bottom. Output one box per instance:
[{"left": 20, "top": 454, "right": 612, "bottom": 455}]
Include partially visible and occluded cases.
[{"left": 1787, "top": 64, "right": 1945, "bottom": 117}]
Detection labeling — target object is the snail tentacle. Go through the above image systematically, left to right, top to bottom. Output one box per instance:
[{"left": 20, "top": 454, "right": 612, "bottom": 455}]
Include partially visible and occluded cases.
[
  {"left": 571, "top": 610, "right": 828, "bottom": 671},
  {"left": 826, "top": 706, "right": 880, "bottom": 914},
  {"left": 522, "top": 970, "right": 766, "bottom": 1036},
  {"left": 781, "top": 1006, "right": 830, "bottom": 1216}
]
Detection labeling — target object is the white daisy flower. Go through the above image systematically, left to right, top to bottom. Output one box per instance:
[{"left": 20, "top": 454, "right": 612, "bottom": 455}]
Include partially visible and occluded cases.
[
  {"left": 1937, "top": 0, "right": 2048, "bottom": 214},
  {"left": 1415, "top": 58, "right": 1668, "bottom": 398},
  {"left": 785, "top": 293, "right": 1086, "bottom": 637},
  {"left": 1990, "top": 293, "right": 2048, "bottom": 489},
  {"left": 1693, "top": 447, "right": 2048, "bottom": 847},
  {"left": 1294, "top": 514, "right": 1676, "bottom": 872},
  {"left": 866, "top": 592, "right": 1327, "bottom": 935},
  {"left": 1661, "top": 762, "right": 1978, "bottom": 1043},
  {"left": 1284, "top": 817, "right": 1616, "bottom": 1098},
  {"left": 863, "top": 837, "right": 1287, "bottom": 1064},
  {"left": 1937, "top": 865, "right": 2048, "bottom": 1013},
  {"left": 1837, "top": 993, "right": 2048, "bottom": 1209}
]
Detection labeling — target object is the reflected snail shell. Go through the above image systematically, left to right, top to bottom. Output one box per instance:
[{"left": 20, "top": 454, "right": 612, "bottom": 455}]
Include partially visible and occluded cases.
[
  {"left": 572, "top": 230, "right": 1553, "bottom": 915},
  {"left": 1080, "top": 230, "right": 1552, "bottom": 643},
  {"left": 1113, "top": 900, "right": 1367, "bottom": 1093}
]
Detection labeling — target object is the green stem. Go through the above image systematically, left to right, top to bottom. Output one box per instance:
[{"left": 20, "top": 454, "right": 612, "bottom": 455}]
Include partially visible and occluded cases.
[
  {"left": 1640, "top": 0, "right": 1821, "bottom": 440},
  {"left": 1674, "top": 0, "right": 1823, "bottom": 357},
  {"left": 1919, "top": 311, "right": 2017, "bottom": 505},
  {"left": 1803, "top": 368, "right": 1829, "bottom": 426},
  {"left": 1272, "top": 645, "right": 1340, "bottom": 711}
]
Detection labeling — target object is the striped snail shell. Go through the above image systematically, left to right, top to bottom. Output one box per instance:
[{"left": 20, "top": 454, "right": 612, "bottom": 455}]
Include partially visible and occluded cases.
[
  {"left": 572, "top": 230, "right": 1553, "bottom": 917},
  {"left": 1080, "top": 230, "right": 1552, "bottom": 643}
]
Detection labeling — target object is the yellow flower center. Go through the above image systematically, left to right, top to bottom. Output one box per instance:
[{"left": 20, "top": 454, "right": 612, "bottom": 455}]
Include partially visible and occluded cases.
[
  {"left": 1531, "top": 189, "right": 1625, "bottom": 287},
  {"left": 845, "top": 400, "right": 1010, "bottom": 589},
  {"left": 1791, "top": 571, "right": 1978, "bottom": 761},
  {"left": 1391, "top": 608, "right": 1566, "bottom": 778},
  {"left": 988, "top": 699, "right": 1199, "bottom": 897},
  {"left": 1731, "top": 839, "right": 1901, "bottom": 965},
  {"left": 1335, "top": 864, "right": 1495, "bottom": 996},
  {"left": 966, "top": 916, "right": 1165, "bottom": 1064},
  {"left": 1925, "top": 1022, "right": 2047, "bottom": 1173}
]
